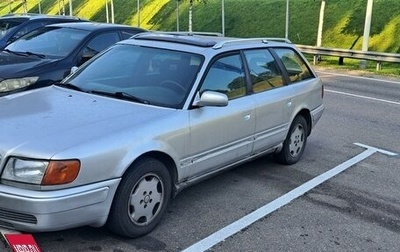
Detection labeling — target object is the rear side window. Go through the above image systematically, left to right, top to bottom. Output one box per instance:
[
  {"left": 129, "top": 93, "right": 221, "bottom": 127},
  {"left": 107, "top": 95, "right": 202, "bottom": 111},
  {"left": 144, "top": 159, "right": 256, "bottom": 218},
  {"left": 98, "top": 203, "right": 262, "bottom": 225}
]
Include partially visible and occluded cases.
[
  {"left": 0, "top": 19, "right": 26, "bottom": 39},
  {"left": 12, "top": 21, "right": 44, "bottom": 41},
  {"left": 121, "top": 30, "right": 140, "bottom": 40},
  {"left": 86, "top": 32, "right": 119, "bottom": 53},
  {"left": 273, "top": 48, "right": 313, "bottom": 83},
  {"left": 244, "top": 49, "right": 284, "bottom": 93},
  {"left": 200, "top": 54, "right": 246, "bottom": 100}
]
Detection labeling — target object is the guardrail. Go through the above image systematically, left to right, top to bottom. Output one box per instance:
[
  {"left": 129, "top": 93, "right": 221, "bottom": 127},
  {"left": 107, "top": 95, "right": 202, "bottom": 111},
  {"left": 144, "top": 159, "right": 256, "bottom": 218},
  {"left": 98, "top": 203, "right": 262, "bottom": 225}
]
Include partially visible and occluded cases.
[{"left": 296, "top": 45, "right": 400, "bottom": 70}]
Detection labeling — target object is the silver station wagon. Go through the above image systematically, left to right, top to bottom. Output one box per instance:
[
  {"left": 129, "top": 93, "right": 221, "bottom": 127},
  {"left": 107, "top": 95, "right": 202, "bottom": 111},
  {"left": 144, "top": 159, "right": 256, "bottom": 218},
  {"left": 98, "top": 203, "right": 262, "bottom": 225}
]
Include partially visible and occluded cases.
[{"left": 0, "top": 33, "right": 324, "bottom": 237}]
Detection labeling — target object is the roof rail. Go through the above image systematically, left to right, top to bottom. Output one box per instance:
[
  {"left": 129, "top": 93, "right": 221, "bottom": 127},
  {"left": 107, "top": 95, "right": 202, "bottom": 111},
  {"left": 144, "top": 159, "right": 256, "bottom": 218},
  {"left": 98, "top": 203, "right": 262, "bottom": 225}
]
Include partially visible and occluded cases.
[
  {"left": 1, "top": 13, "right": 42, "bottom": 17},
  {"left": 156, "top": 31, "right": 223, "bottom": 37},
  {"left": 131, "top": 32, "right": 218, "bottom": 47},
  {"left": 213, "top": 37, "right": 292, "bottom": 49},
  {"left": 265, "top": 38, "right": 292, "bottom": 43}
]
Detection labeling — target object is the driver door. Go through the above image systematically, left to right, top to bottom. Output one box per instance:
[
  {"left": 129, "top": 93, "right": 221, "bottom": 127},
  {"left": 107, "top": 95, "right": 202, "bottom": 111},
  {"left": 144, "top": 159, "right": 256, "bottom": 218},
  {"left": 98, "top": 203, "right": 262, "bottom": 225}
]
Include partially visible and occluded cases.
[{"left": 185, "top": 53, "right": 256, "bottom": 179}]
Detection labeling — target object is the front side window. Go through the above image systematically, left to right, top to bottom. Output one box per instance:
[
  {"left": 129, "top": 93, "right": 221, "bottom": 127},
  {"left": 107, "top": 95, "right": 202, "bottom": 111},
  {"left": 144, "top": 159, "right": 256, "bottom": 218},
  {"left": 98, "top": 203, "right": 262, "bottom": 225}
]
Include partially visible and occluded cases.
[
  {"left": 273, "top": 48, "right": 313, "bottom": 83},
  {"left": 244, "top": 49, "right": 284, "bottom": 93},
  {"left": 199, "top": 54, "right": 246, "bottom": 100}
]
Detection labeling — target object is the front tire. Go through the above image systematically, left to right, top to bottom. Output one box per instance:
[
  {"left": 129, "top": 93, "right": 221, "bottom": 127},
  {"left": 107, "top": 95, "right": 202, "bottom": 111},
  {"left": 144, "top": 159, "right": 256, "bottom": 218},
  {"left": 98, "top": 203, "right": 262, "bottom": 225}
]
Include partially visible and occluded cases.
[
  {"left": 275, "top": 115, "right": 308, "bottom": 165},
  {"left": 107, "top": 157, "right": 172, "bottom": 238}
]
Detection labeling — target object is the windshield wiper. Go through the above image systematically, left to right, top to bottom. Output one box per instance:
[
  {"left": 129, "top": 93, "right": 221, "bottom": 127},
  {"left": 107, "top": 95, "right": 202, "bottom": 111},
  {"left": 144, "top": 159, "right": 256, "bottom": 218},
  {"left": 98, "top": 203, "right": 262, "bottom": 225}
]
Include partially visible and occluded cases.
[
  {"left": 2, "top": 49, "right": 45, "bottom": 58},
  {"left": 2, "top": 49, "right": 26, "bottom": 57},
  {"left": 24, "top": 51, "right": 46, "bottom": 59},
  {"left": 55, "top": 82, "right": 85, "bottom": 92},
  {"left": 90, "top": 90, "right": 150, "bottom": 104}
]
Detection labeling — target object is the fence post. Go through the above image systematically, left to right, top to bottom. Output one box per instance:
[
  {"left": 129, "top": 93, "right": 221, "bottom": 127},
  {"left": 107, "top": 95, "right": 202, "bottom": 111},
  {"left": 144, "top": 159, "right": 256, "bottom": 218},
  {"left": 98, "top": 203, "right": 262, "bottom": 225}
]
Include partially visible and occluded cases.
[{"left": 376, "top": 62, "right": 381, "bottom": 71}]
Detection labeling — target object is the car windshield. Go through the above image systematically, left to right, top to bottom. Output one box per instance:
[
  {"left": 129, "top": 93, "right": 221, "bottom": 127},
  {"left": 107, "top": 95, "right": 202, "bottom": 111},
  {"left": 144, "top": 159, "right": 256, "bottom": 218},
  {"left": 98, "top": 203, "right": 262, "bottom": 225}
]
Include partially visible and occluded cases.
[
  {"left": 0, "top": 19, "right": 26, "bottom": 39},
  {"left": 4, "top": 26, "right": 90, "bottom": 57},
  {"left": 64, "top": 44, "right": 204, "bottom": 109}
]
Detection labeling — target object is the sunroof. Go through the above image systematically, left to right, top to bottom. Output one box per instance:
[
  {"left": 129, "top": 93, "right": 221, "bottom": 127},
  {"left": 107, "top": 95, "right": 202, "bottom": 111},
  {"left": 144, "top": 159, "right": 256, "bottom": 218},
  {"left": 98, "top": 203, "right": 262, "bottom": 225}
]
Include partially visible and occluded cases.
[{"left": 133, "top": 33, "right": 218, "bottom": 47}]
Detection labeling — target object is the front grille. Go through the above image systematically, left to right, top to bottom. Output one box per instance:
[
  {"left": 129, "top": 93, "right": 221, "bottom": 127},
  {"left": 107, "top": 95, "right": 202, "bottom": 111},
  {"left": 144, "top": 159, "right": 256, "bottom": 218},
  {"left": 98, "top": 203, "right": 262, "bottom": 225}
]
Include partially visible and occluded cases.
[
  {"left": 0, "top": 208, "right": 37, "bottom": 224},
  {"left": 0, "top": 219, "right": 14, "bottom": 228}
]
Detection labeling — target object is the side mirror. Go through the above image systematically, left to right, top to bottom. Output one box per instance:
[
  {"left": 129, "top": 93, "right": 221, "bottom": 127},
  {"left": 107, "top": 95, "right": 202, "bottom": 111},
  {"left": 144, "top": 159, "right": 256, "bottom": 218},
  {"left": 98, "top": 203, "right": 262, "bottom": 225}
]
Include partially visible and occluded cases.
[
  {"left": 70, "top": 66, "right": 79, "bottom": 74},
  {"left": 193, "top": 90, "right": 228, "bottom": 107}
]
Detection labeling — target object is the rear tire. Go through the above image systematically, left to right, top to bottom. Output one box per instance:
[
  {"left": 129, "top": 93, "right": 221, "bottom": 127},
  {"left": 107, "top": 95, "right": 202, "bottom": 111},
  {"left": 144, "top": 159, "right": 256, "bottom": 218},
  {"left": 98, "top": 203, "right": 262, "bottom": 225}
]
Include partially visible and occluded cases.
[
  {"left": 275, "top": 115, "right": 308, "bottom": 165},
  {"left": 107, "top": 157, "right": 171, "bottom": 238}
]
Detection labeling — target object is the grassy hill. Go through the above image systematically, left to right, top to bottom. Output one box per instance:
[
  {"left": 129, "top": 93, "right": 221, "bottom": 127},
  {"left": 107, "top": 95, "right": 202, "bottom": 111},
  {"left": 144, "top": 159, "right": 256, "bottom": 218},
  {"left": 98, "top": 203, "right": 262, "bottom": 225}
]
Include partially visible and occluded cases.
[{"left": 1, "top": 0, "right": 399, "bottom": 53}]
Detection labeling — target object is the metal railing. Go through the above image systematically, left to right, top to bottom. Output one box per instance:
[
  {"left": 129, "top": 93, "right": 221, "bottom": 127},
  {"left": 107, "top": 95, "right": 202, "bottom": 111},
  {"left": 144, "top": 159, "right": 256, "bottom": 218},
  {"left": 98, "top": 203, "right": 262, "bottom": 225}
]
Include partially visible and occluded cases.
[{"left": 296, "top": 45, "right": 400, "bottom": 70}]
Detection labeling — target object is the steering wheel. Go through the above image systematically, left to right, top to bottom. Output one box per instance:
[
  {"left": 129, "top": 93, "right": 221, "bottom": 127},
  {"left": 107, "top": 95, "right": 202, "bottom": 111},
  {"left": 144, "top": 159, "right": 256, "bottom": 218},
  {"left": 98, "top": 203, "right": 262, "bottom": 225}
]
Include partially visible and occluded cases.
[{"left": 159, "top": 80, "right": 186, "bottom": 94}]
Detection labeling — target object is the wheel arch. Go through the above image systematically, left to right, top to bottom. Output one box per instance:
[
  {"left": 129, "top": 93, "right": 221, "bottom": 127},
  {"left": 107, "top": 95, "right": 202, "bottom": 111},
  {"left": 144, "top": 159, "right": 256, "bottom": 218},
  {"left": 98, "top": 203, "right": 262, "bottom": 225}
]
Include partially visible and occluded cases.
[
  {"left": 295, "top": 108, "right": 312, "bottom": 136},
  {"left": 123, "top": 151, "right": 178, "bottom": 196}
]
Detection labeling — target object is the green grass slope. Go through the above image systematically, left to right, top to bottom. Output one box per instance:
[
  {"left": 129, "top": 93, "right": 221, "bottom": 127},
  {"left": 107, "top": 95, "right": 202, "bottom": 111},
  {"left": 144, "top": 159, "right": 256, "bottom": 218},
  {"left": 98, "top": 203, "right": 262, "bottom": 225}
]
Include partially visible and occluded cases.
[{"left": 1, "top": 0, "right": 399, "bottom": 53}]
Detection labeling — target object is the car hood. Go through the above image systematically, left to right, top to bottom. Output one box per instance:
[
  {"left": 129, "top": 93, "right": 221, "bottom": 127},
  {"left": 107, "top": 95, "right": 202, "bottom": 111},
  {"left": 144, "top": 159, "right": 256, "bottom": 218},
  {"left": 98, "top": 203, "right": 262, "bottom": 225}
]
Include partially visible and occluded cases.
[
  {"left": 0, "top": 52, "right": 55, "bottom": 78},
  {"left": 0, "top": 86, "right": 176, "bottom": 158}
]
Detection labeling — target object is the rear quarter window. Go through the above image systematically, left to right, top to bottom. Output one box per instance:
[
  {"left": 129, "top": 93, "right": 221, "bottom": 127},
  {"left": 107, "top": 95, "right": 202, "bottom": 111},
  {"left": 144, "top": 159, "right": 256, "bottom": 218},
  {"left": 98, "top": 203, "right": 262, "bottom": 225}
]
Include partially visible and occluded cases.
[
  {"left": 12, "top": 21, "right": 44, "bottom": 40},
  {"left": 121, "top": 30, "right": 140, "bottom": 40},
  {"left": 273, "top": 48, "right": 313, "bottom": 83}
]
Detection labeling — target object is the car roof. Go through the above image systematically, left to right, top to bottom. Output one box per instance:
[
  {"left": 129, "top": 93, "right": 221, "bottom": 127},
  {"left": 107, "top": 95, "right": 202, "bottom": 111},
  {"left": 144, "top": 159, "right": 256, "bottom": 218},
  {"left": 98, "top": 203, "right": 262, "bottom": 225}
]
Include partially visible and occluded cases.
[
  {"left": 0, "top": 13, "right": 84, "bottom": 21},
  {"left": 46, "top": 21, "right": 146, "bottom": 32},
  {"left": 125, "top": 32, "right": 294, "bottom": 54}
]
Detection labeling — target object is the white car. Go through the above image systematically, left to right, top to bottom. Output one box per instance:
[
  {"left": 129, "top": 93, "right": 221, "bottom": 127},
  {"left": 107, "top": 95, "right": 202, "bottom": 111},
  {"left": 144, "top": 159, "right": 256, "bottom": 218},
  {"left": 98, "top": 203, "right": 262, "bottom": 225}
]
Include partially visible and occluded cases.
[{"left": 0, "top": 33, "right": 324, "bottom": 237}]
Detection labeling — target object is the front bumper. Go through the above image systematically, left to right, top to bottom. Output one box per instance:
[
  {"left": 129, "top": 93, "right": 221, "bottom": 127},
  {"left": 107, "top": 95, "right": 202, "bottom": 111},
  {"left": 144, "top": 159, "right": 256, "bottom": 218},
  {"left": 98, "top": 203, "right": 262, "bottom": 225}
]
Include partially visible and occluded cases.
[{"left": 0, "top": 179, "right": 120, "bottom": 233}]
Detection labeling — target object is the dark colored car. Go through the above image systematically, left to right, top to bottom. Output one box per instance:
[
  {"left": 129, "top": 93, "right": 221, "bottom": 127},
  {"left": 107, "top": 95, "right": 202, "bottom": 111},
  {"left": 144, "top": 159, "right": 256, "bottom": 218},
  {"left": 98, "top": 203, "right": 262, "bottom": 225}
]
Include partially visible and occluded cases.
[
  {"left": 0, "top": 13, "right": 86, "bottom": 49},
  {"left": 0, "top": 22, "right": 146, "bottom": 96}
]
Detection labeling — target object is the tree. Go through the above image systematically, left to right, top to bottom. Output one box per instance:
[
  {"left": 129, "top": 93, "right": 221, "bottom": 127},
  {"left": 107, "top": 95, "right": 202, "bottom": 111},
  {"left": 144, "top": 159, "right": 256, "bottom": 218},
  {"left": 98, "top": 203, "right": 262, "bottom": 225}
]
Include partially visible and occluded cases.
[
  {"left": 22, "top": 0, "right": 27, "bottom": 13},
  {"left": 38, "top": 0, "right": 42, "bottom": 13},
  {"left": 57, "top": 0, "right": 65, "bottom": 15},
  {"left": 69, "top": 0, "right": 73, "bottom": 16},
  {"left": 105, "top": 0, "right": 115, "bottom": 23},
  {"left": 177, "top": 0, "right": 207, "bottom": 32},
  {"left": 189, "top": 0, "right": 193, "bottom": 32},
  {"left": 317, "top": 0, "right": 326, "bottom": 47},
  {"left": 340, "top": 0, "right": 375, "bottom": 66},
  {"left": 342, "top": 1, "right": 376, "bottom": 50}
]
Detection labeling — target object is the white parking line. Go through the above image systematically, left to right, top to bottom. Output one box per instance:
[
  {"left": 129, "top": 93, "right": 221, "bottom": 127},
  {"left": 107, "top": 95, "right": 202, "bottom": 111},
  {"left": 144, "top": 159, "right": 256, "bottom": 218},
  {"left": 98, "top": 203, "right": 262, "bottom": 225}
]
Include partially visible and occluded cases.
[
  {"left": 317, "top": 71, "right": 400, "bottom": 85},
  {"left": 325, "top": 89, "right": 400, "bottom": 106},
  {"left": 182, "top": 143, "right": 398, "bottom": 252}
]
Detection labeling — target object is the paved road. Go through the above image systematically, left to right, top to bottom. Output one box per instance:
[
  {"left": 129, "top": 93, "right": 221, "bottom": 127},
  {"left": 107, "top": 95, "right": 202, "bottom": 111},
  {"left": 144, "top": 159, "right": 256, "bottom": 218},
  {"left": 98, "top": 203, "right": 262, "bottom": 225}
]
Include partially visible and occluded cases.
[{"left": 2, "top": 69, "right": 400, "bottom": 252}]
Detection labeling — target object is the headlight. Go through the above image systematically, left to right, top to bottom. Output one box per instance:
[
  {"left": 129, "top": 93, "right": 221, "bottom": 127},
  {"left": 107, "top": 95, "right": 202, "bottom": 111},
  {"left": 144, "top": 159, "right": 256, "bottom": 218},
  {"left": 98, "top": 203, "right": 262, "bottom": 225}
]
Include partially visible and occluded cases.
[
  {"left": 0, "top": 76, "right": 39, "bottom": 93},
  {"left": 2, "top": 157, "right": 80, "bottom": 185}
]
